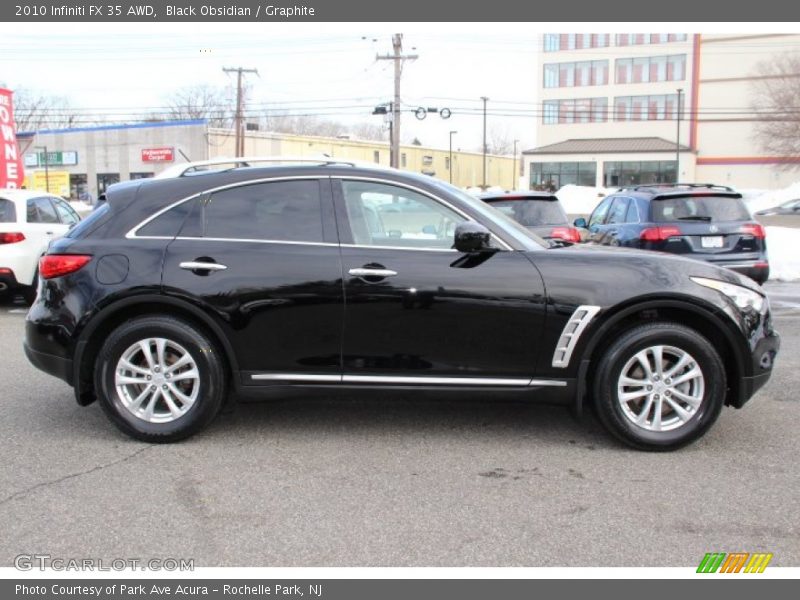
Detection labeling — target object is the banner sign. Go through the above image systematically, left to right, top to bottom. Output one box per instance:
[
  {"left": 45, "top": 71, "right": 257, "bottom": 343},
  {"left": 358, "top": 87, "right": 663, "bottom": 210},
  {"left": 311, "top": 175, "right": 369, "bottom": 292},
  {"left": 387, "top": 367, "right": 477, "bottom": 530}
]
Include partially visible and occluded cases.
[
  {"left": 0, "top": 88, "right": 25, "bottom": 189},
  {"left": 141, "top": 147, "right": 175, "bottom": 162},
  {"left": 24, "top": 150, "right": 78, "bottom": 167}
]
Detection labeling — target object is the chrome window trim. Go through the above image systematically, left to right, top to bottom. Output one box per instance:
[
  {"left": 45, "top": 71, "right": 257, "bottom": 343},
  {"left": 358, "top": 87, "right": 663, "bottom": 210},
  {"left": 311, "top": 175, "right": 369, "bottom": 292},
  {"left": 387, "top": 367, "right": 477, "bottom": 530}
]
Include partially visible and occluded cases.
[{"left": 250, "top": 373, "right": 567, "bottom": 387}]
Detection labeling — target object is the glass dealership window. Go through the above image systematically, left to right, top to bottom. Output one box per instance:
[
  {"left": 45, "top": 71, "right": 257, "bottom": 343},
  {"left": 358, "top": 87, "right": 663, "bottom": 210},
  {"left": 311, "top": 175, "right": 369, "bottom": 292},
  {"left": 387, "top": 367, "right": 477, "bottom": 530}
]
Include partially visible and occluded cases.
[
  {"left": 543, "top": 98, "right": 608, "bottom": 124},
  {"left": 603, "top": 161, "right": 677, "bottom": 187},
  {"left": 530, "top": 162, "right": 597, "bottom": 189}
]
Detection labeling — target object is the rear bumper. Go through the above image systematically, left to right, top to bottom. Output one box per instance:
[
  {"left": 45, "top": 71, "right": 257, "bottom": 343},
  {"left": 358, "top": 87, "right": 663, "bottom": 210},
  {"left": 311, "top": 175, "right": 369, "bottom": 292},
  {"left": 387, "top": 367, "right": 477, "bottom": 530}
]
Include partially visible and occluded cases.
[{"left": 23, "top": 342, "right": 74, "bottom": 386}]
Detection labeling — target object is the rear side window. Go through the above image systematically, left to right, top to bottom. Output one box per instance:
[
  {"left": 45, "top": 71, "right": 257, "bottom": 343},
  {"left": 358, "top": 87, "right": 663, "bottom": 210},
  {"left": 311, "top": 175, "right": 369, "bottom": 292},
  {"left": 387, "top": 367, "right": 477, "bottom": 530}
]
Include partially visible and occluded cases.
[
  {"left": 182, "top": 180, "right": 324, "bottom": 242},
  {"left": 652, "top": 196, "right": 751, "bottom": 222},
  {"left": 26, "top": 197, "right": 59, "bottom": 224},
  {"left": 0, "top": 198, "right": 16, "bottom": 222},
  {"left": 138, "top": 199, "right": 196, "bottom": 237},
  {"left": 488, "top": 199, "right": 566, "bottom": 227}
]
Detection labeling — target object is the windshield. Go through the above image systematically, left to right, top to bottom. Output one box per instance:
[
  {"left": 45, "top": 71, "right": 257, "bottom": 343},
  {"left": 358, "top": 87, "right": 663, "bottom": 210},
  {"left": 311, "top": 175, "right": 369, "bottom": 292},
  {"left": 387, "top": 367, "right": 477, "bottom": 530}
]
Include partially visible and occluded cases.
[
  {"left": 433, "top": 182, "right": 547, "bottom": 250},
  {"left": 652, "top": 195, "right": 751, "bottom": 222},
  {"left": 0, "top": 198, "right": 16, "bottom": 223},
  {"left": 487, "top": 199, "right": 566, "bottom": 227}
]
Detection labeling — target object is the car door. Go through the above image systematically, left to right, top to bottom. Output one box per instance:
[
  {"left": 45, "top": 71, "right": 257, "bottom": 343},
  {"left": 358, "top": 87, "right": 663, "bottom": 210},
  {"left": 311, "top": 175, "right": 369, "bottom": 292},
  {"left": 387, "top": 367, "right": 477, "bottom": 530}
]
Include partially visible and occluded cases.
[
  {"left": 161, "top": 177, "right": 345, "bottom": 384},
  {"left": 334, "top": 178, "right": 547, "bottom": 383},
  {"left": 586, "top": 196, "right": 614, "bottom": 243},
  {"left": 22, "top": 197, "right": 66, "bottom": 283},
  {"left": 596, "top": 197, "right": 631, "bottom": 246}
]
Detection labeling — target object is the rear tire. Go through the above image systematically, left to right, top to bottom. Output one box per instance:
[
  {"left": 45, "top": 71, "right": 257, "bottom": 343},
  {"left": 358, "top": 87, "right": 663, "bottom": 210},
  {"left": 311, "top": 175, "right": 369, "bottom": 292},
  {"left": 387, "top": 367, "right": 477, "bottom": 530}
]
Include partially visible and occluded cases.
[
  {"left": 94, "top": 315, "right": 227, "bottom": 442},
  {"left": 593, "top": 322, "right": 725, "bottom": 451}
]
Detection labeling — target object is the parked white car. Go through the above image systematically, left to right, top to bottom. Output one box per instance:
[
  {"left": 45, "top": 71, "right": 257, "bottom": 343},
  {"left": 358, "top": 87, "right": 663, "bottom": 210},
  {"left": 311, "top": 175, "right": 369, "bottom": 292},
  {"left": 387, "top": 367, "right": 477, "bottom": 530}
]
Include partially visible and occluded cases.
[{"left": 0, "top": 189, "right": 81, "bottom": 303}]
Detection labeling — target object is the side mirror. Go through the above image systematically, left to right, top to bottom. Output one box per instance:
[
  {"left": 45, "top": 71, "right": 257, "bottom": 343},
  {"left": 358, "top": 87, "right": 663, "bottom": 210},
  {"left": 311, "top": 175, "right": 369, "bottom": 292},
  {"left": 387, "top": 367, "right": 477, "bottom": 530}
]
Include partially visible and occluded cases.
[
  {"left": 574, "top": 217, "right": 588, "bottom": 228},
  {"left": 454, "top": 221, "right": 493, "bottom": 253}
]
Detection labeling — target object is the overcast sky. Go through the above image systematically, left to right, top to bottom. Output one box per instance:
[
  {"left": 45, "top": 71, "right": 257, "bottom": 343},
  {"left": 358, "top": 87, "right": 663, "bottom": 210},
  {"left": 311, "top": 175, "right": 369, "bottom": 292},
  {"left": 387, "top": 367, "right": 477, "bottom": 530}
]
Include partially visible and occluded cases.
[{"left": 1, "top": 22, "right": 793, "bottom": 154}]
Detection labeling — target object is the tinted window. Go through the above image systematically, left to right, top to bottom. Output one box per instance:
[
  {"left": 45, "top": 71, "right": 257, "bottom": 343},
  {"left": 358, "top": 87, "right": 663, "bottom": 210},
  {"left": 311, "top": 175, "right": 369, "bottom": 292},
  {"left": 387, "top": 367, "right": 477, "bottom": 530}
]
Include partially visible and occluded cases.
[
  {"left": 188, "top": 180, "right": 324, "bottom": 242},
  {"left": 342, "top": 180, "right": 465, "bottom": 249},
  {"left": 652, "top": 196, "right": 751, "bottom": 222},
  {"left": 27, "top": 197, "right": 59, "bottom": 224},
  {"left": 588, "top": 197, "right": 613, "bottom": 227},
  {"left": 606, "top": 197, "right": 630, "bottom": 224},
  {"left": 0, "top": 198, "right": 16, "bottom": 223},
  {"left": 53, "top": 198, "right": 80, "bottom": 225},
  {"left": 139, "top": 199, "right": 196, "bottom": 237},
  {"left": 487, "top": 199, "right": 566, "bottom": 227},
  {"left": 625, "top": 199, "right": 640, "bottom": 223},
  {"left": 66, "top": 201, "right": 110, "bottom": 239}
]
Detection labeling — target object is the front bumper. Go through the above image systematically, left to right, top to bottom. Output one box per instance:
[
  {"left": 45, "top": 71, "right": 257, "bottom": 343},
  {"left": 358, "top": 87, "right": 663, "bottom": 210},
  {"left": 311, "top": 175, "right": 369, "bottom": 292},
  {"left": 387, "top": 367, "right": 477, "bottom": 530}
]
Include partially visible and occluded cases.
[{"left": 731, "top": 328, "right": 780, "bottom": 408}]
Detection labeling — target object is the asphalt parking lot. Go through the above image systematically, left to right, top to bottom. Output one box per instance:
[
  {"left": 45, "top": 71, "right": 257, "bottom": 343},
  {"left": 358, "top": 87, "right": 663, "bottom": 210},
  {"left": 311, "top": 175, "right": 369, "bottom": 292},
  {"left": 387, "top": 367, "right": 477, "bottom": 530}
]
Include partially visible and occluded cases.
[{"left": 0, "top": 284, "right": 798, "bottom": 568}]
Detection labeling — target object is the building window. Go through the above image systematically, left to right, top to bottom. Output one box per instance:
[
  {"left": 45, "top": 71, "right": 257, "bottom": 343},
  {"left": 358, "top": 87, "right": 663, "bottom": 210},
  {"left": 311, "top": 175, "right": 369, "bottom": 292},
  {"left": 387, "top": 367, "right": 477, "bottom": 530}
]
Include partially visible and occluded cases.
[
  {"left": 544, "top": 33, "right": 609, "bottom": 52},
  {"left": 615, "top": 34, "right": 688, "bottom": 46},
  {"left": 615, "top": 55, "right": 685, "bottom": 84},
  {"left": 544, "top": 60, "right": 608, "bottom": 88},
  {"left": 614, "top": 94, "right": 680, "bottom": 121},
  {"left": 542, "top": 98, "right": 608, "bottom": 124},
  {"left": 373, "top": 150, "right": 380, "bottom": 163},
  {"left": 401, "top": 153, "right": 407, "bottom": 168},
  {"left": 422, "top": 155, "right": 433, "bottom": 166},
  {"left": 445, "top": 157, "right": 451, "bottom": 170},
  {"left": 603, "top": 161, "right": 677, "bottom": 187},
  {"left": 530, "top": 162, "right": 597, "bottom": 190},
  {"left": 129, "top": 172, "right": 154, "bottom": 180},
  {"left": 97, "top": 173, "right": 120, "bottom": 195},
  {"left": 69, "top": 174, "right": 88, "bottom": 201}
]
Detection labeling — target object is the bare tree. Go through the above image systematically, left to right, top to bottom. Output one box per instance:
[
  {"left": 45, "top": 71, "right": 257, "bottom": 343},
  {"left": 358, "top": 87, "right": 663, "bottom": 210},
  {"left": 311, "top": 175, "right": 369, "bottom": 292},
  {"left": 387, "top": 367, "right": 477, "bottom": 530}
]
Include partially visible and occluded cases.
[
  {"left": 751, "top": 52, "right": 800, "bottom": 164},
  {"left": 164, "top": 84, "right": 233, "bottom": 128},
  {"left": 12, "top": 89, "right": 79, "bottom": 131},
  {"left": 486, "top": 124, "right": 515, "bottom": 155}
]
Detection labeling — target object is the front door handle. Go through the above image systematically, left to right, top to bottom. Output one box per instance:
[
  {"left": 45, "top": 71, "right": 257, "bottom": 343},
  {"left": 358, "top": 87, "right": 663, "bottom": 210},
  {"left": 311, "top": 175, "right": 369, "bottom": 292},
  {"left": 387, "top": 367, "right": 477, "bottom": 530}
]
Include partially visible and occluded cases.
[
  {"left": 180, "top": 261, "right": 227, "bottom": 272},
  {"left": 348, "top": 267, "right": 398, "bottom": 278}
]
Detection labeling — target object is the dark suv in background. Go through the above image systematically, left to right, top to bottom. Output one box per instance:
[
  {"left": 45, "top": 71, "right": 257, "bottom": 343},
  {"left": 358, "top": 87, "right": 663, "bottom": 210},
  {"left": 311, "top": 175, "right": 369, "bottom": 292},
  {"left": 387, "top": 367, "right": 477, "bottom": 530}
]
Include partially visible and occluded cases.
[
  {"left": 24, "top": 161, "right": 778, "bottom": 450},
  {"left": 578, "top": 184, "right": 769, "bottom": 284},
  {"left": 477, "top": 191, "right": 581, "bottom": 244}
]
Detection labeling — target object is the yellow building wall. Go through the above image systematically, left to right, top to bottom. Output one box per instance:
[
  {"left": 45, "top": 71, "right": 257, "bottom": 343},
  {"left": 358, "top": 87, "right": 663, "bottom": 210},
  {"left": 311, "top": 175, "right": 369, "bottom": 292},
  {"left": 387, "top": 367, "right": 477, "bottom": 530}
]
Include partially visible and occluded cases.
[{"left": 207, "top": 129, "right": 516, "bottom": 190}]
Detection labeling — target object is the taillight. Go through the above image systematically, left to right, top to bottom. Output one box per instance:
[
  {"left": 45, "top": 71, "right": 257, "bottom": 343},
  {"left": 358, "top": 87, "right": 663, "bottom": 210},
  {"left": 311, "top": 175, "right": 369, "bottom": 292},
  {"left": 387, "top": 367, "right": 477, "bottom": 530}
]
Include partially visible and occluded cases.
[
  {"left": 740, "top": 223, "right": 766, "bottom": 238},
  {"left": 551, "top": 226, "right": 582, "bottom": 244},
  {"left": 640, "top": 226, "right": 682, "bottom": 241},
  {"left": 0, "top": 232, "right": 25, "bottom": 244},
  {"left": 39, "top": 255, "right": 92, "bottom": 280}
]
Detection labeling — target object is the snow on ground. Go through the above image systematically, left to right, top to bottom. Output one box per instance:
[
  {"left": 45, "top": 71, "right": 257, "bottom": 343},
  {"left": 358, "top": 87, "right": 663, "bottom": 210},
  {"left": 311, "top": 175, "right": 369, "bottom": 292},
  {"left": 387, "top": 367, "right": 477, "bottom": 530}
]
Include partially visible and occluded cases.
[
  {"left": 741, "top": 182, "right": 800, "bottom": 215},
  {"left": 555, "top": 184, "right": 608, "bottom": 215},
  {"left": 766, "top": 226, "right": 800, "bottom": 282}
]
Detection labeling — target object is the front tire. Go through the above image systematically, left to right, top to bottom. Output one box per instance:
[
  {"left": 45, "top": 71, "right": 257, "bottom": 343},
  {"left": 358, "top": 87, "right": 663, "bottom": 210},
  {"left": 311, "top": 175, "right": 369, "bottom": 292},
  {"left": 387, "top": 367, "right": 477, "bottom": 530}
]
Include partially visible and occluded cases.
[
  {"left": 94, "top": 316, "right": 227, "bottom": 442},
  {"left": 593, "top": 322, "right": 725, "bottom": 451}
]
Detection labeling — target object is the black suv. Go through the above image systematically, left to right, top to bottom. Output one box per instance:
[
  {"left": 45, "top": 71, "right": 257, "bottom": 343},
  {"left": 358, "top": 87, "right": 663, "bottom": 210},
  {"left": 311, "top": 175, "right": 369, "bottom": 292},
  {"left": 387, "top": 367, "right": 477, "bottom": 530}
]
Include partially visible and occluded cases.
[
  {"left": 24, "top": 160, "right": 779, "bottom": 450},
  {"left": 579, "top": 184, "right": 769, "bottom": 284}
]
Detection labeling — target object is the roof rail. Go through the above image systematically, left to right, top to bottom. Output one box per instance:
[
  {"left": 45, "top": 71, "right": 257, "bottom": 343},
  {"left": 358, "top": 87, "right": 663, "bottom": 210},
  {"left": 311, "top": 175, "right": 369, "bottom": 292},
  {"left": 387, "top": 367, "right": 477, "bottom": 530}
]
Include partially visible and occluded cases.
[
  {"left": 153, "top": 155, "right": 383, "bottom": 179},
  {"left": 617, "top": 182, "right": 737, "bottom": 193}
]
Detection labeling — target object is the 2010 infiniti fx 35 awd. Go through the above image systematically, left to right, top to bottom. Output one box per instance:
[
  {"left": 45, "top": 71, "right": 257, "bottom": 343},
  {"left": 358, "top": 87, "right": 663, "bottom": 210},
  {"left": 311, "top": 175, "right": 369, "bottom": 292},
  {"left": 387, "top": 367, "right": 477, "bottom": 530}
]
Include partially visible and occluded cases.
[{"left": 24, "top": 158, "right": 779, "bottom": 450}]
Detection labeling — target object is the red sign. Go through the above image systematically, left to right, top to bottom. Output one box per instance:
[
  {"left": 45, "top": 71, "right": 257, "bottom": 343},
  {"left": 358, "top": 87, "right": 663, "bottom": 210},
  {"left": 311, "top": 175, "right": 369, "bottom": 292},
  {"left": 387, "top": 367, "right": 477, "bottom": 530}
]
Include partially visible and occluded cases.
[
  {"left": 0, "top": 88, "right": 25, "bottom": 189},
  {"left": 141, "top": 147, "right": 175, "bottom": 162}
]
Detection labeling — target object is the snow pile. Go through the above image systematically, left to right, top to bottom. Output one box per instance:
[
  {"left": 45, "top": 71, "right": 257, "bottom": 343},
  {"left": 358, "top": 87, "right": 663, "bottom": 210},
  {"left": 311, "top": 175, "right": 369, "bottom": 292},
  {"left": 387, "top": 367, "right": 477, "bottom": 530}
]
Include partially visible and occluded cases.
[
  {"left": 741, "top": 182, "right": 800, "bottom": 215},
  {"left": 556, "top": 184, "right": 609, "bottom": 215},
  {"left": 767, "top": 226, "right": 800, "bottom": 281}
]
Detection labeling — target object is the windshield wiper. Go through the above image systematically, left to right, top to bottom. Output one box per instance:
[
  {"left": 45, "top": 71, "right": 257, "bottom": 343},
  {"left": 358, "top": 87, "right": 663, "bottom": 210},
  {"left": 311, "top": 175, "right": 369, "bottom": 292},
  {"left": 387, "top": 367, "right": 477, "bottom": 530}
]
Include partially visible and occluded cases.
[{"left": 677, "top": 215, "right": 712, "bottom": 221}]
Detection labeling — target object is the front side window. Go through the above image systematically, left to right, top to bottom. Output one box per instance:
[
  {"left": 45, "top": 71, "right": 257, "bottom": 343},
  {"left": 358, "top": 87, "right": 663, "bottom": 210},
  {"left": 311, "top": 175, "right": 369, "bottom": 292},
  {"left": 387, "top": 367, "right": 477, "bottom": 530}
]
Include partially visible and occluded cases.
[
  {"left": 181, "top": 180, "right": 324, "bottom": 242},
  {"left": 341, "top": 181, "right": 465, "bottom": 249},
  {"left": 26, "top": 197, "right": 59, "bottom": 224},
  {"left": 589, "top": 197, "right": 614, "bottom": 228},
  {"left": 606, "top": 197, "right": 631, "bottom": 225},
  {"left": 0, "top": 198, "right": 17, "bottom": 223},
  {"left": 53, "top": 198, "right": 80, "bottom": 225}
]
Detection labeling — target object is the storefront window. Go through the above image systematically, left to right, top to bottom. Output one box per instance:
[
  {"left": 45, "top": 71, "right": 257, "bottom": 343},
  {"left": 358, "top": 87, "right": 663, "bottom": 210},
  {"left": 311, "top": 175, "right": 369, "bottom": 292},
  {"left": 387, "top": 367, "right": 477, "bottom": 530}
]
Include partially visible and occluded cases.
[
  {"left": 530, "top": 161, "right": 597, "bottom": 190},
  {"left": 603, "top": 161, "right": 678, "bottom": 187},
  {"left": 97, "top": 173, "right": 120, "bottom": 195}
]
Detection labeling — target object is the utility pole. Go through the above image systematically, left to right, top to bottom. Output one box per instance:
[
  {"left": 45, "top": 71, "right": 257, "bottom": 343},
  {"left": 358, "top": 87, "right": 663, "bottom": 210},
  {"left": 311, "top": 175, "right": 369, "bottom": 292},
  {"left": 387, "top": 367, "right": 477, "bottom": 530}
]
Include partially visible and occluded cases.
[
  {"left": 377, "top": 34, "right": 417, "bottom": 168},
  {"left": 223, "top": 66, "right": 258, "bottom": 157},
  {"left": 675, "top": 88, "right": 683, "bottom": 182},
  {"left": 481, "top": 96, "right": 489, "bottom": 189},
  {"left": 449, "top": 130, "right": 458, "bottom": 184},
  {"left": 512, "top": 139, "right": 519, "bottom": 190},
  {"left": 36, "top": 145, "right": 50, "bottom": 192}
]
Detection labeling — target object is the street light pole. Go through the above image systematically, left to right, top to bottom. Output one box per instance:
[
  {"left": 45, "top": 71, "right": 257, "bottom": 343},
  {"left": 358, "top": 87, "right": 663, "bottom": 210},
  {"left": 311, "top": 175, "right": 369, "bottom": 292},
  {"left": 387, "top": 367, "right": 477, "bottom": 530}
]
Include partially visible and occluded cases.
[
  {"left": 676, "top": 88, "right": 683, "bottom": 182},
  {"left": 481, "top": 96, "right": 489, "bottom": 189},
  {"left": 449, "top": 130, "right": 457, "bottom": 184},
  {"left": 512, "top": 139, "right": 519, "bottom": 190}
]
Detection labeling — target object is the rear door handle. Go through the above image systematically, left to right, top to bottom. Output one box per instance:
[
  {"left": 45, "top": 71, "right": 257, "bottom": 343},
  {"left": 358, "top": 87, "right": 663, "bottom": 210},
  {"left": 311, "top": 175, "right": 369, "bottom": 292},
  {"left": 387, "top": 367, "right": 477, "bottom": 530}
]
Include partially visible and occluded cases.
[
  {"left": 180, "top": 261, "right": 227, "bottom": 271},
  {"left": 348, "top": 268, "right": 398, "bottom": 278}
]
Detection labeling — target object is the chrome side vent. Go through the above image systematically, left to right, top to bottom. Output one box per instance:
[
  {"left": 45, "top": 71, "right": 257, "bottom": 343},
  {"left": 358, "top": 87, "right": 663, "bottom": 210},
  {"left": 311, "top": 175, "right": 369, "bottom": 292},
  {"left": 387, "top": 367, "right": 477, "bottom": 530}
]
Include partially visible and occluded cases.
[{"left": 551, "top": 305, "right": 601, "bottom": 368}]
